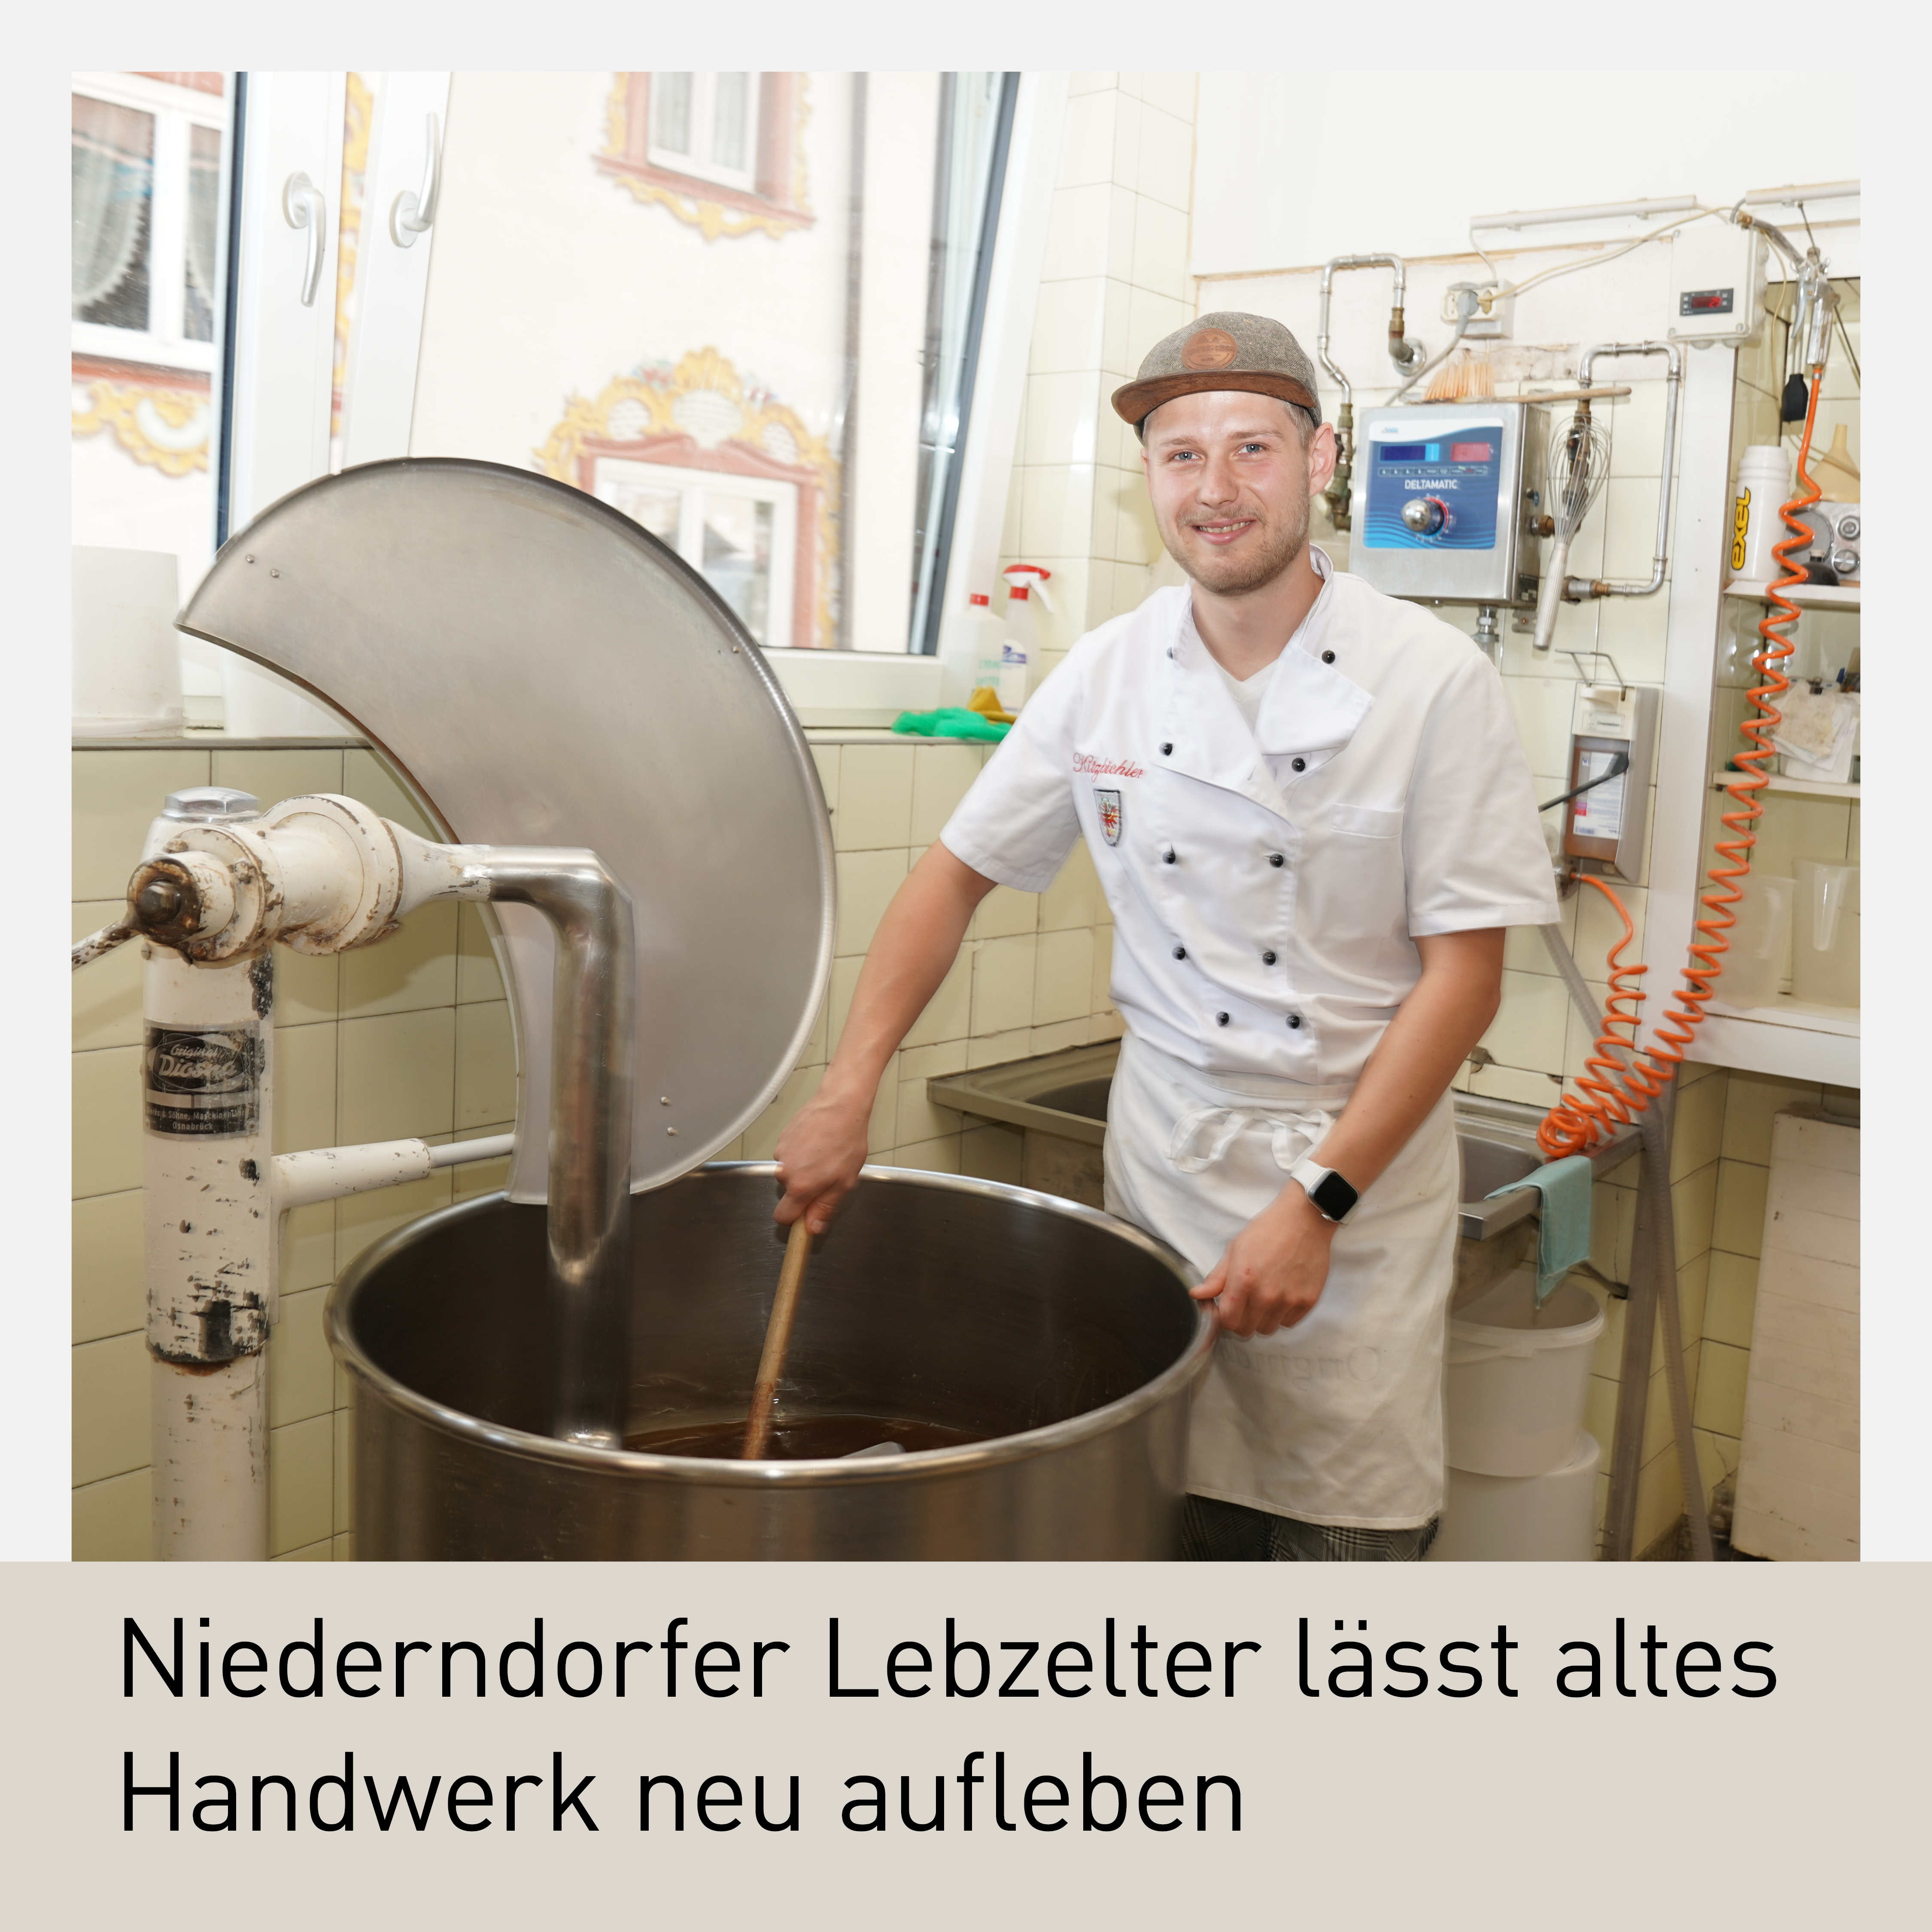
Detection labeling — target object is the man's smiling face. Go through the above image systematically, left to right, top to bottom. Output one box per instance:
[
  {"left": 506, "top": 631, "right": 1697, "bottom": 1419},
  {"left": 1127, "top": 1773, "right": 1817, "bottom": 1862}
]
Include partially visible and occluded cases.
[{"left": 1140, "top": 392, "right": 1337, "bottom": 597}]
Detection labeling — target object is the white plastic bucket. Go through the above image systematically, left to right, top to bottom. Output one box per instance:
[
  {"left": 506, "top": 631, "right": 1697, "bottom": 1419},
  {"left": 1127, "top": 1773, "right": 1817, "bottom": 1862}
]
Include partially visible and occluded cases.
[
  {"left": 1445, "top": 1267, "right": 1604, "bottom": 1477},
  {"left": 1428, "top": 1431, "right": 1601, "bottom": 1561}
]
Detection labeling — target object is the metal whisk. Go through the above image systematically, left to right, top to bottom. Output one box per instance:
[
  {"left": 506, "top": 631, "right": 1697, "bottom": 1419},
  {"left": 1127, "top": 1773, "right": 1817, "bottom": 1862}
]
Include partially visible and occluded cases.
[{"left": 1532, "top": 406, "right": 1611, "bottom": 653}]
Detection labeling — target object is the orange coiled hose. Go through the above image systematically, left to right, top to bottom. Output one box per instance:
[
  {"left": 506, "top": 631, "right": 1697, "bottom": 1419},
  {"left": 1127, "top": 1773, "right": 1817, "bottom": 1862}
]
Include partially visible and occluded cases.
[{"left": 1537, "top": 372, "right": 1827, "bottom": 1160}]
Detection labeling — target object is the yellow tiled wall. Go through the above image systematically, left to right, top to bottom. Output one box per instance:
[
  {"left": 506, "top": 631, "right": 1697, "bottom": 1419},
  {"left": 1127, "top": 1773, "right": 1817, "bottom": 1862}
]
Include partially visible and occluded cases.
[
  {"left": 726, "top": 735, "right": 1123, "bottom": 1181},
  {"left": 71, "top": 744, "right": 514, "bottom": 1561}
]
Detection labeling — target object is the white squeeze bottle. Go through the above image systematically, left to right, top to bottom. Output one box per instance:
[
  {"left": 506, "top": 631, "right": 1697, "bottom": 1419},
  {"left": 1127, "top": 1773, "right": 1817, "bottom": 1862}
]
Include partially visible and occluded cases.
[
  {"left": 999, "top": 564, "right": 1054, "bottom": 713},
  {"left": 938, "top": 592, "right": 1009, "bottom": 709}
]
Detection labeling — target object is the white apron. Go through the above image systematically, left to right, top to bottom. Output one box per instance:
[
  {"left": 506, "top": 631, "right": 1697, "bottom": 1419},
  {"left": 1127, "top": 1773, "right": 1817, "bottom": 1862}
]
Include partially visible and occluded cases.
[{"left": 1103, "top": 1031, "right": 1459, "bottom": 1530}]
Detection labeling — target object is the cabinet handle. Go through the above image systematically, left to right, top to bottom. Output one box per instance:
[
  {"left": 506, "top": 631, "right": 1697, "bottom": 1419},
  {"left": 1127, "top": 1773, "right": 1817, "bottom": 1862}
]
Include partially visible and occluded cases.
[
  {"left": 389, "top": 112, "right": 441, "bottom": 249},
  {"left": 281, "top": 172, "right": 328, "bottom": 306}
]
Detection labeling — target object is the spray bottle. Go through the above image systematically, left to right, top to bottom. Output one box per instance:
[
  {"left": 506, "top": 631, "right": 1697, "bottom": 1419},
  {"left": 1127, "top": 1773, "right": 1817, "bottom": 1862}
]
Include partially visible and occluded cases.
[{"left": 998, "top": 564, "right": 1054, "bottom": 713}]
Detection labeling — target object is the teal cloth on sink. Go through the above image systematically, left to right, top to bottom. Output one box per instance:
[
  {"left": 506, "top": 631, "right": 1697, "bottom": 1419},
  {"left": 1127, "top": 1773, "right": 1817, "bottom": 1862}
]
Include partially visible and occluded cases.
[{"left": 1485, "top": 1154, "right": 1594, "bottom": 1307}]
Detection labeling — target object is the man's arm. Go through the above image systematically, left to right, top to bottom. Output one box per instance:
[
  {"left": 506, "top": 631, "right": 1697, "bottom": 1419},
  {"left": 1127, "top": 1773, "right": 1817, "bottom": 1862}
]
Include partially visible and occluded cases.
[
  {"left": 774, "top": 841, "right": 997, "bottom": 1233},
  {"left": 1198, "top": 926, "right": 1505, "bottom": 1337}
]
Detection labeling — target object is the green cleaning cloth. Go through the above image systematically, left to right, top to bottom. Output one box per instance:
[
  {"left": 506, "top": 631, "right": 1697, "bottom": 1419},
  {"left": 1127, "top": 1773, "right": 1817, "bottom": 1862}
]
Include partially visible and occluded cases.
[
  {"left": 891, "top": 707, "right": 1011, "bottom": 742},
  {"left": 1485, "top": 1154, "right": 1594, "bottom": 1306}
]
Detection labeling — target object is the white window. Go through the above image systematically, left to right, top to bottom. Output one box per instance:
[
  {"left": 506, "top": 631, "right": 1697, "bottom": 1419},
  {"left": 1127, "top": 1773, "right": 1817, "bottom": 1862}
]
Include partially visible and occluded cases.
[
  {"left": 71, "top": 73, "right": 228, "bottom": 374},
  {"left": 647, "top": 73, "right": 759, "bottom": 191},
  {"left": 592, "top": 456, "right": 798, "bottom": 651}
]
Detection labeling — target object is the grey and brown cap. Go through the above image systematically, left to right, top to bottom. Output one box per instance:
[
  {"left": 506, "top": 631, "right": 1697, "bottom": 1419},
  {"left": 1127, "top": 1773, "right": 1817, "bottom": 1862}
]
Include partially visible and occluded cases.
[{"left": 1112, "top": 311, "right": 1322, "bottom": 433}]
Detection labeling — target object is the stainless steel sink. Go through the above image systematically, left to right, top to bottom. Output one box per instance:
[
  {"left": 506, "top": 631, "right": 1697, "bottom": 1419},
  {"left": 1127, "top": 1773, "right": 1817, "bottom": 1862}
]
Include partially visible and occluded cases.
[{"left": 930, "top": 1042, "right": 1640, "bottom": 1305}]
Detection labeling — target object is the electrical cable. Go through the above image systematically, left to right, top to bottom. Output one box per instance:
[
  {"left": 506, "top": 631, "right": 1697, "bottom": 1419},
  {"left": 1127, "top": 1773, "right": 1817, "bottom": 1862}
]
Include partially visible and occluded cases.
[
  {"left": 1468, "top": 206, "right": 1723, "bottom": 301},
  {"left": 1535, "top": 369, "right": 1826, "bottom": 1164},
  {"left": 1539, "top": 752, "right": 1628, "bottom": 815}
]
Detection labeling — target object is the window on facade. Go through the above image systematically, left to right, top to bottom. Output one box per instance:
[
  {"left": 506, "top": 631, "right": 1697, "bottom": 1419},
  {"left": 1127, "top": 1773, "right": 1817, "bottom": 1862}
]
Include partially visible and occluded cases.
[
  {"left": 484, "top": 71, "right": 1015, "bottom": 650},
  {"left": 70, "top": 72, "right": 234, "bottom": 723},
  {"left": 648, "top": 73, "right": 759, "bottom": 191},
  {"left": 72, "top": 76, "right": 227, "bottom": 373},
  {"left": 594, "top": 455, "right": 797, "bottom": 650}
]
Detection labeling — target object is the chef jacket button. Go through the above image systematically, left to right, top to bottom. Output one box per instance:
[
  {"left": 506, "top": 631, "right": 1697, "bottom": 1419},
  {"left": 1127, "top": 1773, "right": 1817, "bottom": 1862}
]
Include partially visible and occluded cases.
[
  {"left": 1322, "top": 650, "right": 1336, "bottom": 664},
  {"left": 1160, "top": 742, "right": 1173, "bottom": 755},
  {"left": 1291, "top": 756, "right": 1306, "bottom": 772},
  {"left": 1163, "top": 848, "right": 1177, "bottom": 864},
  {"left": 1267, "top": 852, "right": 1285, "bottom": 867},
  {"left": 1172, "top": 945, "right": 1186, "bottom": 959},
  {"left": 1262, "top": 950, "right": 1277, "bottom": 965},
  {"left": 1215, "top": 1012, "right": 1230, "bottom": 1027},
  {"left": 1286, "top": 1015, "right": 1303, "bottom": 1030}
]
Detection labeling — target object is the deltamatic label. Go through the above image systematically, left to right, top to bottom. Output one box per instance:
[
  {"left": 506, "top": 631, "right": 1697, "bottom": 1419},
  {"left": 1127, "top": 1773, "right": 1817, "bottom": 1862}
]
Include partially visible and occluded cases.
[{"left": 143, "top": 1024, "right": 261, "bottom": 1137}]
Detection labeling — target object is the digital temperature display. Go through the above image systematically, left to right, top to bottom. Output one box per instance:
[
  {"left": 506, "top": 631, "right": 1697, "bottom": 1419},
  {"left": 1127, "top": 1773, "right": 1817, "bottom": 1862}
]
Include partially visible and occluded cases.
[
  {"left": 1679, "top": 286, "right": 1736, "bottom": 316},
  {"left": 1449, "top": 441, "right": 1493, "bottom": 462},
  {"left": 1379, "top": 444, "right": 1428, "bottom": 463}
]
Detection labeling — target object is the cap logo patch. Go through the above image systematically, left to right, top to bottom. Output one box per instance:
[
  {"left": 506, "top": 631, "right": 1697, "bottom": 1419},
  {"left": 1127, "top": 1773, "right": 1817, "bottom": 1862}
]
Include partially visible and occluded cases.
[{"left": 1180, "top": 327, "right": 1238, "bottom": 370}]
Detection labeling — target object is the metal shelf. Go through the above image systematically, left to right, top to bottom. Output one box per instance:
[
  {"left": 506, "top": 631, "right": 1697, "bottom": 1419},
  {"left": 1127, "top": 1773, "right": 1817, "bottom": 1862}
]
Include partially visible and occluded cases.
[{"left": 1724, "top": 580, "right": 1860, "bottom": 611}]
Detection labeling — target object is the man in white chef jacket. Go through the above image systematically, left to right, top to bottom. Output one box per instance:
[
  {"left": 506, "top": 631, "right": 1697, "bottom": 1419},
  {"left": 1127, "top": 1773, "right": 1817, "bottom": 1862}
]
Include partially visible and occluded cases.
[{"left": 775, "top": 312, "right": 1558, "bottom": 1559}]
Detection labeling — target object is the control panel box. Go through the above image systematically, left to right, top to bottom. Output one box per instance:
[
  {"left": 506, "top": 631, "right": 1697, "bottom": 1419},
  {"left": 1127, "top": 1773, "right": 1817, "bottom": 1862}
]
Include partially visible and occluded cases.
[
  {"left": 1667, "top": 221, "right": 1767, "bottom": 347},
  {"left": 1349, "top": 401, "right": 1546, "bottom": 607}
]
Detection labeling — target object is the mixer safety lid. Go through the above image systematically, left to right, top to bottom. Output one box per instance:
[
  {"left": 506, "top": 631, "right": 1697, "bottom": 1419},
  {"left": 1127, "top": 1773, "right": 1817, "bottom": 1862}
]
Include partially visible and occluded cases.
[{"left": 179, "top": 458, "right": 835, "bottom": 1200}]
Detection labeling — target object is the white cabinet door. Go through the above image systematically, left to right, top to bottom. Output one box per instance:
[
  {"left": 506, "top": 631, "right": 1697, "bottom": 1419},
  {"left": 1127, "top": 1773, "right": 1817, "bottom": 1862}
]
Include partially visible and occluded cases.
[{"left": 225, "top": 71, "right": 346, "bottom": 532}]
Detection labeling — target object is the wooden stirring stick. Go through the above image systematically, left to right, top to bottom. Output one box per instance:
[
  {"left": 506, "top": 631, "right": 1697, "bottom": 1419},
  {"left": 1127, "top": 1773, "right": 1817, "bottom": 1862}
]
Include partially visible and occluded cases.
[{"left": 741, "top": 1219, "right": 814, "bottom": 1459}]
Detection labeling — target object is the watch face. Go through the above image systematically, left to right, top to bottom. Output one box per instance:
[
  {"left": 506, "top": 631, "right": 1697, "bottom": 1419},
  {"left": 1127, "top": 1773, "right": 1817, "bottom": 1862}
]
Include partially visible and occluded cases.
[{"left": 1310, "top": 1170, "right": 1358, "bottom": 1221}]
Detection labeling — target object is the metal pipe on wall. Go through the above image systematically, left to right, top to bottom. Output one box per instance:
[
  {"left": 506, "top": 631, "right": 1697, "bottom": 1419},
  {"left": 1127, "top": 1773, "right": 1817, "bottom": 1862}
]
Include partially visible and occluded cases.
[{"left": 1571, "top": 340, "right": 1684, "bottom": 601}]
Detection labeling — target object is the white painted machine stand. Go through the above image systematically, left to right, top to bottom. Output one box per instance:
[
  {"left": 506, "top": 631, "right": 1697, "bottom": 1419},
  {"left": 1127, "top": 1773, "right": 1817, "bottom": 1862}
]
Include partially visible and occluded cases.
[{"left": 73, "top": 783, "right": 633, "bottom": 1560}]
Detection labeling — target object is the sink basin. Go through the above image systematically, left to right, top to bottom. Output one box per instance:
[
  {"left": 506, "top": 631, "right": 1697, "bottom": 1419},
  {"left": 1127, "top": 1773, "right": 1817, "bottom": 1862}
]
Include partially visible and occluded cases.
[{"left": 930, "top": 1043, "right": 1640, "bottom": 1306}]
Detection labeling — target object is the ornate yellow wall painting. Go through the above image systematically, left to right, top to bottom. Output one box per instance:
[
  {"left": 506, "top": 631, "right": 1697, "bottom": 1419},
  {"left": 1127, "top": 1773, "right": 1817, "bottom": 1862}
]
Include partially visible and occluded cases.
[{"left": 536, "top": 347, "right": 842, "bottom": 649}]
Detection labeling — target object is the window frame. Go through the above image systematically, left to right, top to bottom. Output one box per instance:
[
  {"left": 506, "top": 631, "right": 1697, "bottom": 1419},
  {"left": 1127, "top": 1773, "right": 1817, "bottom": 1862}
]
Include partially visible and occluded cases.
[
  {"left": 71, "top": 70, "right": 229, "bottom": 377},
  {"left": 596, "top": 72, "right": 814, "bottom": 240},
  {"left": 646, "top": 72, "right": 761, "bottom": 194},
  {"left": 591, "top": 452, "right": 800, "bottom": 651}
]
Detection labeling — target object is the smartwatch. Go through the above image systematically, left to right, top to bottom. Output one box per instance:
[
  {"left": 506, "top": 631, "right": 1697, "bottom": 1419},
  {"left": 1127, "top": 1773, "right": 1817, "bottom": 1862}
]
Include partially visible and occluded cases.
[{"left": 1288, "top": 1156, "right": 1359, "bottom": 1225}]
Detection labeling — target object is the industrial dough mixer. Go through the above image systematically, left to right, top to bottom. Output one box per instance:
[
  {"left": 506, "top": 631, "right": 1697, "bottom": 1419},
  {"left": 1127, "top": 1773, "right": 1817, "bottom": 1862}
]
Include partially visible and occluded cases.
[{"left": 73, "top": 459, "right": 1211, "bottom": 1561}]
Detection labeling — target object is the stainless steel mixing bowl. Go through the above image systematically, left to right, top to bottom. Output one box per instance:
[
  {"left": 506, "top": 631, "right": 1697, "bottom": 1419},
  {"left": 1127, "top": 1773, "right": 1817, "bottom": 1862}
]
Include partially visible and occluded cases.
[{"left": 327, "top": 1162, "right": 1213, "bottom": 1560}]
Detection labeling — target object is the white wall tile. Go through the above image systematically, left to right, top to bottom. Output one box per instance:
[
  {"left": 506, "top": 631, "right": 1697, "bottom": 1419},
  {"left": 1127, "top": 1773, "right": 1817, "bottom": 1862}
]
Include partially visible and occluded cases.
[
  {"left": 1138, "top": 71, "right": 1197, "bottom": 121},
  {"left": 1056, "top": 88, "right": 1116, "bottom": 188},
  {"left": 1136, "top": 104, "right": 1194, "bottom": 211},
  {"left": 1042, "top": 182, "right": 1114, "bottom": 282},
  {"left": 1129, "top": 197, "right": 1190, "bottom": 301},
  {"left": 1030, "top": 276, "right": 1108, "bottom": 375},
  {"left": 1023, "top": 371, "right": 1103, "bottom": 468},
  {"left": 1021, "top": 463, "right": 1099, "bottom": 556},
  {"left": 834, "top": 746, "right": 915, "bottom": 851},
  {"left": 72, "top": 747, "right": 210, "bottom": 899},
  {"left": 209, "top": 747, "right": 345, "bottom": 809},
  {"left": 834, "top": 847, "right": 908, "bottom": 958},
  {"left": 972, "top": 884, "right": 1039, "bottom": 940},
  {"left": 339, "top": 899, "right": 460, "bottom": 1016},
  {"left": 72, "top": 901, "right": 143, "bottom": 1051},
  {"left": 456, "top": 902, "right": 507, "bottom": 1005},
  {"left": 1034, "top": 927, "right": 1095, "bottom": 1026},
  {"left": 972, "top": 935, "right": 1038, "bottom": 1035},
  {"left": 902, "top": 950, "right": 972, "bottom": 1049},
  {"left": 1482, "top": 969, "right": 1571, "bottom": 1072},
  {"left": 455, "top": 1000, "right": 516, "bottom": 1129},
  {"left": 337, "top": 1007, "right": 456, "bottom": 1143},
  {"left": 273, "top": 1021, "right": 338, "bottom": 1156},
  {"left": 73, "top": 1046, "right": 143, "bottom": 1198},
  {"left": 892, "top": 1134, "right": 962, "bottom": 1175},
  {"left": 73, "top": 1189, "right": 144, "bottom": 1343},
  {"left": 268, "top": 1284, "right": 335, "bottom": 1428},
  {"left": 72, "top": 1331, "right": 149, "bottom": 1486},
  {"left": 269, "top": 1413, "right": 334, "bottom": 1556},
  {"left": 72, "top": 1468, "right": 150, "bottom": 1561}
]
